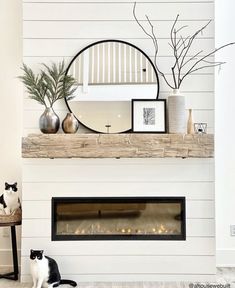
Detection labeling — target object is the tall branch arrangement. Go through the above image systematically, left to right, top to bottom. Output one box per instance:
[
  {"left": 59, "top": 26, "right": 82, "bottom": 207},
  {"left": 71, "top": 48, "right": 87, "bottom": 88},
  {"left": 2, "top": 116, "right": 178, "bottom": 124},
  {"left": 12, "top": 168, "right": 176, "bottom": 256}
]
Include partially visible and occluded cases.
[
  {"left": 133, "top": 2, "right": 235, "bottom": 90},
  {"left": 19, "top": 61, "right": 77, "bottom": 108}
]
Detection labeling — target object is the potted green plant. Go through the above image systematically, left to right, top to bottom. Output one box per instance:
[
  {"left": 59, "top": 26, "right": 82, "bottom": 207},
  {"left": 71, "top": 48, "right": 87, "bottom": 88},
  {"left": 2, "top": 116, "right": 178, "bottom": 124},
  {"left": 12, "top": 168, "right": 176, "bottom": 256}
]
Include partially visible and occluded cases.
[
  {"left": 133, "top": 3, "right": 235, "bottom": 133},
  {"left": 19, "top": 61, "right": 77, "bottom": 134}
]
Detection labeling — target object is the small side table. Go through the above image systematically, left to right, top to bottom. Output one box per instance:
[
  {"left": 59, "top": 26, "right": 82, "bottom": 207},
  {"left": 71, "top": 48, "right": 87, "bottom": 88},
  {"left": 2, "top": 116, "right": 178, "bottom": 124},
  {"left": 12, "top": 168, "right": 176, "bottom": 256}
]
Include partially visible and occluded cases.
[{"left": 0, "top": 219, "right": 21, "bottom": 281}]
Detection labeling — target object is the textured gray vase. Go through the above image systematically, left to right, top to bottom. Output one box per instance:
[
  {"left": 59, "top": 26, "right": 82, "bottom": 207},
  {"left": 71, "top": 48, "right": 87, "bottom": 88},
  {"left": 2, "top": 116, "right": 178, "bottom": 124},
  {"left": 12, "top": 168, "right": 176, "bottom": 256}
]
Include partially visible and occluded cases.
[
  {"left": 168, "top": 89, "right": 186, "bottom": 134},
  {"left": 39, "top": 107, "right": 60, "bottom": 134},
  {"left": 62, "top": 112, "right": 79, "bottom": 134}
]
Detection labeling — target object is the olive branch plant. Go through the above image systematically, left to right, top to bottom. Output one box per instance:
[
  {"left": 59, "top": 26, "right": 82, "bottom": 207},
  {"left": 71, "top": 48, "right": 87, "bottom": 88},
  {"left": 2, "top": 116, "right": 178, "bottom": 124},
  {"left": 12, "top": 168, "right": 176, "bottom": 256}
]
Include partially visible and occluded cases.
[
  {"left": 133, "top": 2, "right": 235, "bottom": 90},
  {"left": 19, "top": 61, "right": 77, "bottom": 109}
]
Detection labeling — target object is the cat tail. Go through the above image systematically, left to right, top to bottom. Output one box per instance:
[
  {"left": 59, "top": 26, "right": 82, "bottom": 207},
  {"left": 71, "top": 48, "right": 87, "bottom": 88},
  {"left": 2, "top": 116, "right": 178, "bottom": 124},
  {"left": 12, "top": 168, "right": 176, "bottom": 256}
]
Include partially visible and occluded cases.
[{"left": 60, "top": 279, "right": 77, "bottom": 287}]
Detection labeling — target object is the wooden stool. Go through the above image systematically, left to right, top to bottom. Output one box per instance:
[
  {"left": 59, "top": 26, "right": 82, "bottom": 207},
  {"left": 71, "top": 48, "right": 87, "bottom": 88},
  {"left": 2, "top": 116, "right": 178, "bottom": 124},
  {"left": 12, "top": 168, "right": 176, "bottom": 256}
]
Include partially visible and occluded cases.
[{"left": 0, "top": 209, "right": 21, "bottom": 281}]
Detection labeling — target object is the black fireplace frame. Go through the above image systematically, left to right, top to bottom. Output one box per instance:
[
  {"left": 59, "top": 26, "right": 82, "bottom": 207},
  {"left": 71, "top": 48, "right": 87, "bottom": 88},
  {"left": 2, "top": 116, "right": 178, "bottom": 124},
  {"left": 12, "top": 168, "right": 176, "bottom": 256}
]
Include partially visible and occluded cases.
[{"left": 51, "top": 197, "right": 186, "bottom": 241}]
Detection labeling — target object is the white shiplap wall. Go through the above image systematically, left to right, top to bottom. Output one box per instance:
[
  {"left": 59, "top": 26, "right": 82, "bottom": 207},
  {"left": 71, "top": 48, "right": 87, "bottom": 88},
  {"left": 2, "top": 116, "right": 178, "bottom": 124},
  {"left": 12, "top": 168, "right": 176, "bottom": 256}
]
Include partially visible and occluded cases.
[
  {"left": 22, "top": 0, "right": 215, "bottom": 283},
  {"left": 23, "top": 0, "right": 214, "bottom": 135},
  {"left": 21, "top": 158, "right": 215, "bottom": 282}
]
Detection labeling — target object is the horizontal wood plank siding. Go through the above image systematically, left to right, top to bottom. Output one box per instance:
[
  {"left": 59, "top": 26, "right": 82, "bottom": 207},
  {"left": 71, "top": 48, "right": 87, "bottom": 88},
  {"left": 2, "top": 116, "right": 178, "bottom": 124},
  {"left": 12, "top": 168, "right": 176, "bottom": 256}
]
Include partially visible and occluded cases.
[
  {"left": 22, "top": 0, "right": 215, "bottom": 282},
  {"left": 23, "top": 0, "right": 214, "bottom": 134},
  {"left": 23, "top": 2, "right": 214, "bottom": 21},
  {"left": 23, "top": 39, "right": 214, "bottom": 59},
  {"left": 21, "top": 158, "right": 215, "bottom": 281},
  {"left": 22, "top": 159, "right": 214, "bottom": 182},
  {"left": 22, "top": 182, "right": 214, "bottom": 201},
  {"left": 21, "top": 237, "right": 215, "bottom": 256},
  {"left": 21, "top": 255, "right": 215, "bottom": 275}
]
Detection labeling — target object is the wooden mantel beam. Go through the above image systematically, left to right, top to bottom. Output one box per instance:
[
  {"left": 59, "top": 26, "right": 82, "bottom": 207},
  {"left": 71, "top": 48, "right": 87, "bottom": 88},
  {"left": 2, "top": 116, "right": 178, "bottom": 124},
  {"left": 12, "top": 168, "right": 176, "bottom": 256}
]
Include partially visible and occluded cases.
[{"left": 22, "top": 133, "right": 214, "bottom": 159}]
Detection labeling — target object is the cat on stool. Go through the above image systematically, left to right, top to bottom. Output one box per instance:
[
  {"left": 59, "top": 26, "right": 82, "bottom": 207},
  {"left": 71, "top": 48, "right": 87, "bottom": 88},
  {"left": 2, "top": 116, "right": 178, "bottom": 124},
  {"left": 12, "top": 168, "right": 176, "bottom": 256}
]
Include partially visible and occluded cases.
[
  {"left": 0, "top": 182, "right": 21, "bottom": 215},
  {"left": 30, "top": 250, "right": 77, "bottom": 288}
]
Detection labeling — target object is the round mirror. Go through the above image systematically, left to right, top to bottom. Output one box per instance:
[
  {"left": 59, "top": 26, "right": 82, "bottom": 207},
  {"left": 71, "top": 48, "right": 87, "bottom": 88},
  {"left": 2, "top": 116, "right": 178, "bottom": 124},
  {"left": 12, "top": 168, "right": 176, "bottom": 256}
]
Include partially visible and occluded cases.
[{"left": 65, "top": 40, "right": 159, "bottom": 133}]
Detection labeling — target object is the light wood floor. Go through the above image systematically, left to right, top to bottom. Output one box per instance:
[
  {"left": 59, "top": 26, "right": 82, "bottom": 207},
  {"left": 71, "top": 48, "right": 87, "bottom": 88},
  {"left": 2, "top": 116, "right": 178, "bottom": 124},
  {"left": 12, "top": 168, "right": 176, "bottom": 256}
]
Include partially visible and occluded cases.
[
  {"left": 0, "top": 268, "right": 234, "bottom": 288},
  {"left": 0, "top": 281, "right": 200, "bottom": 288}
]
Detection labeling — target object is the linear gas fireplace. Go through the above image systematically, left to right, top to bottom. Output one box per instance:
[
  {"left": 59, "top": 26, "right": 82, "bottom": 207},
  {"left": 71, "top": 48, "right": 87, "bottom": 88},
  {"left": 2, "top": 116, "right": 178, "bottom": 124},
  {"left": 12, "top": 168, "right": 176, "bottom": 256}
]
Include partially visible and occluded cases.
[{"left": 52, "top": 197, "right": 186, "bottom": 241}]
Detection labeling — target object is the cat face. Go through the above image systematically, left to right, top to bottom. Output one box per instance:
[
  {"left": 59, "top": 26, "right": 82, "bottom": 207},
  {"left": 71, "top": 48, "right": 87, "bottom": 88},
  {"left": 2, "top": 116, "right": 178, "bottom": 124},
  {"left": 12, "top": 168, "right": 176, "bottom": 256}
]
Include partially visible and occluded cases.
[
  {"left": 5, "top": 182, "right": 18, "bottom": 194},
  {"left": 30, "top": 250, "right": 44, "bottom": 261}
]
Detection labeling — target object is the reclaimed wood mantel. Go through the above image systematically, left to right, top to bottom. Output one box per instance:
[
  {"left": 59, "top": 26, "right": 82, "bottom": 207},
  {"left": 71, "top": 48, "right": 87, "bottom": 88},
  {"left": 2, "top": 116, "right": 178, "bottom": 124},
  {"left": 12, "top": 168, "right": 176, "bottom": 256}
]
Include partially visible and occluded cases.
[{"left": 22, "top": 133, "right": 214, "bottom": 159}]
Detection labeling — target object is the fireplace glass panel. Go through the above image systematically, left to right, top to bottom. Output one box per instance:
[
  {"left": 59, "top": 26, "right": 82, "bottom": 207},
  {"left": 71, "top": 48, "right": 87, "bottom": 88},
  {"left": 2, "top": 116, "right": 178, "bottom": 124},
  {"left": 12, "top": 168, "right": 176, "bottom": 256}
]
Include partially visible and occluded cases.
[{"left": 52, "top": 197, "right": 186, "bottom": 240}]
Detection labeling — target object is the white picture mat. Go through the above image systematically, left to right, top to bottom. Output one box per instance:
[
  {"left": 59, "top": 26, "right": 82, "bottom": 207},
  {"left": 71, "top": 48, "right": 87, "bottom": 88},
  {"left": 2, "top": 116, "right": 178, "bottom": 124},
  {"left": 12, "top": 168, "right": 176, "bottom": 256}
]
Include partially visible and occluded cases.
[{"left": 133, "top": 101, "right": 165, "bottom": 132}]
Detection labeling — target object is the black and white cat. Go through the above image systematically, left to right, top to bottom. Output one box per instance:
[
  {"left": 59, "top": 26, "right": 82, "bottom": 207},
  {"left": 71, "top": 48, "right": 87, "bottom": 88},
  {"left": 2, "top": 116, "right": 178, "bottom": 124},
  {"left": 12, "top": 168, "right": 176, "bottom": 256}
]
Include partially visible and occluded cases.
[
  {"left": 0, "top": 182, "right": 21, "bottom": 215},
  {"left": 30, "top": 250, "right": 77, "bottom": 288}
]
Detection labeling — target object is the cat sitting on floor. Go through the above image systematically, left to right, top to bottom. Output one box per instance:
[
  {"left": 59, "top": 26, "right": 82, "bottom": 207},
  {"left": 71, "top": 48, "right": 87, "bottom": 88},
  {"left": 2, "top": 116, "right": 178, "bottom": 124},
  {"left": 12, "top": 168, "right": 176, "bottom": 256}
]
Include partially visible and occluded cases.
[
  {"left": 0, "top": 182, "right": 21, "bottom": 215},
  {"left": 30, "top": 250, "right": 77, "bottom": 288}
]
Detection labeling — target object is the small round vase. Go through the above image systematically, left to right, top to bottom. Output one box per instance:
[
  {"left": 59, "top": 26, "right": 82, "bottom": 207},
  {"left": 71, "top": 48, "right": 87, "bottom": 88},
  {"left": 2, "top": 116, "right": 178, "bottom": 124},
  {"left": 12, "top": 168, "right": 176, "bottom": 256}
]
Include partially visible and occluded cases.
[
  {"left": 168, "top": 89, "right": 186, "bottom": 134},
  {"left": 39, "top": 107, "right": 60, "bottom": 134},
  {"left": 62, "top": 113, "right": 79, "bottom": 134}
]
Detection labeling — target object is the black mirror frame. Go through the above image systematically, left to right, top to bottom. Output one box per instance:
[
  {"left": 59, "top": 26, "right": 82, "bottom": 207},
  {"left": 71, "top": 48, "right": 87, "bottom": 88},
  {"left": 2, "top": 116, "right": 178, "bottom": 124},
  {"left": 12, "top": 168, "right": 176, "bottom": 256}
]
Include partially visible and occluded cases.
[{"left": 65, "top": 39, "right": 160, "bottom": 134}]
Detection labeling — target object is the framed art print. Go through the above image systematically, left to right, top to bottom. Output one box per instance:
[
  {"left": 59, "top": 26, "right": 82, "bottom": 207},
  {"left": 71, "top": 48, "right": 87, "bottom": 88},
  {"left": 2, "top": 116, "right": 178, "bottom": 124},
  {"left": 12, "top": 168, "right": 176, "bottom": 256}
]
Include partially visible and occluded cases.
[{"left": 132, "top": 99, "right": 166, "bottom": 133}]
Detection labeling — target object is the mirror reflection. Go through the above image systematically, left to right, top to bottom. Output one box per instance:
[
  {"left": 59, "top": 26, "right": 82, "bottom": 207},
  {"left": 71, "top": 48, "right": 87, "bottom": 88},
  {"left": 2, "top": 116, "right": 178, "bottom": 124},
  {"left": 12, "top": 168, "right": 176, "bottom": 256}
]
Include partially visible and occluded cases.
[
  {"left": 66, "top": 40, "right": 159, "bottom": 133},
  {"left": 72, "top": 101, "right": 130, "bottom": 134}
]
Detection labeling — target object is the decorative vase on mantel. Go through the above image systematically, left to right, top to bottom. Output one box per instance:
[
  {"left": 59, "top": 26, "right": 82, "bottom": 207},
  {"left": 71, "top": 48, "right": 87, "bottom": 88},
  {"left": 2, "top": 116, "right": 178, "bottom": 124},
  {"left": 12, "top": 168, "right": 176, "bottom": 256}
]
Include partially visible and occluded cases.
[
  {"left": 19, "top": 61, "right": 78, "bottom": 135},
  {"left": 168, "top": 89, "right": 186, "bottom": 134},
  {"left": 39, "top": 107, "right": 60, "bottom": 134},
  {"left": 187, "top": 109, "right": 194, "bottom": 134},
  {"left": 62, "top": 112, "right": 79, "bottom": 134}
]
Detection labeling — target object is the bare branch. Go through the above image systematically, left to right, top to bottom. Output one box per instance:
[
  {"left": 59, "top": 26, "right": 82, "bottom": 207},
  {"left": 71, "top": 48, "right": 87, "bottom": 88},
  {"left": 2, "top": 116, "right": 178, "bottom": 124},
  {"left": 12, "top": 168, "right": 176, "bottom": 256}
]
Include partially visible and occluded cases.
[
  {"left": 133, "top": 2, "right": 235, "bottom": 90},
  {"left": 133, "top": 2, "right": 175, "bottom": 89},
  {"left": 133, "top": 3, "right": 157, "bottom": 50},
  {"left": 145, "top": 14, "right": 161, "bottom": 77},
  {"left": 170, "top": 14, "right": 179, "bottom": 44},
  {"left": 145, "top": 15, "right": 158, "bottom": 52},
  {"left": 170, "top": 15, "right": 180, "bottom": 88},
  {"left": 177, "top": 20, "right": 212, "bottom": 87},
  {"left": 179, "top": 20, "right": 212, "bottom": 69},
  {"left": 176, "top": 25, "right": 188, "bottom": 34},
  {"left": 177, "top": 36, "right": 190, "bottom": 50},
  {"left": 176, "top": 37, "right": 183, "bottom": 48},
  {"left": 168, "top": 42, "right": 174, "bottom": 50},
  {"left": 181, "top": 42, "right": 235, "bottom": 83},
  {"left": 153, "top": 49, "right": 174, "bottom": 89},
  {"left": 181, "top": 50, "right": 203, "bottom": 68},
  {"left": 201, "top": 59, "right": 225, "bottom": 65},
  {"left": 187, "top": 62, "right": 226, "bottom": 75},
  {"left": 158, "top": 72, "right": 175, "bottom": 90}
]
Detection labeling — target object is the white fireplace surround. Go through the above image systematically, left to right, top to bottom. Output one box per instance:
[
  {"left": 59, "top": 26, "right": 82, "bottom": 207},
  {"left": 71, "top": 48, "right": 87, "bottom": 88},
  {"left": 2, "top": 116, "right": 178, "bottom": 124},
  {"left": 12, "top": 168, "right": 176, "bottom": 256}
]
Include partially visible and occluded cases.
[
  {"left": 20, "top": 0, "right": 215, "bottom": 282},
  {"left": 21, "top": 158, "right": 215, "bottom": 282}
]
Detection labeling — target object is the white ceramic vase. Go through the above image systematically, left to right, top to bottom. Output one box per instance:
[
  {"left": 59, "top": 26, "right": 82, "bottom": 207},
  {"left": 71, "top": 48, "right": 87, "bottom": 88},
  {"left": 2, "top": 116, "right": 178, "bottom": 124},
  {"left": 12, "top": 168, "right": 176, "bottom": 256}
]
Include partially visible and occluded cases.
[{"left": 168, "top": 89, "right": 186, "bottom": 134}]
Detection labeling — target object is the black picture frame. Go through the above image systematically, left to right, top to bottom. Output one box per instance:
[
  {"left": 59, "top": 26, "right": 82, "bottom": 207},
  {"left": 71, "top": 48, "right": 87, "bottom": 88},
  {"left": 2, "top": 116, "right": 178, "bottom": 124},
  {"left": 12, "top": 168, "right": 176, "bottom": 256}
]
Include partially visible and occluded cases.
[{"left": 131, "top": 99, "right": 167, "bottom": 133}]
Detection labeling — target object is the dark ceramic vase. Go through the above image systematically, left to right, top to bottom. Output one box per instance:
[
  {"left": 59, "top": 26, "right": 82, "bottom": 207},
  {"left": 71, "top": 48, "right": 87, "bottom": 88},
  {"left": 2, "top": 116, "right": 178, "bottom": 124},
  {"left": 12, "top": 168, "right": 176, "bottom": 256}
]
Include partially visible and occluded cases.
[
  {"left": 39, "top": 107, "right": 60, "bottom": 134},
  {"left": 62, "top": 113, "right": 79, "bottom": 134}
]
